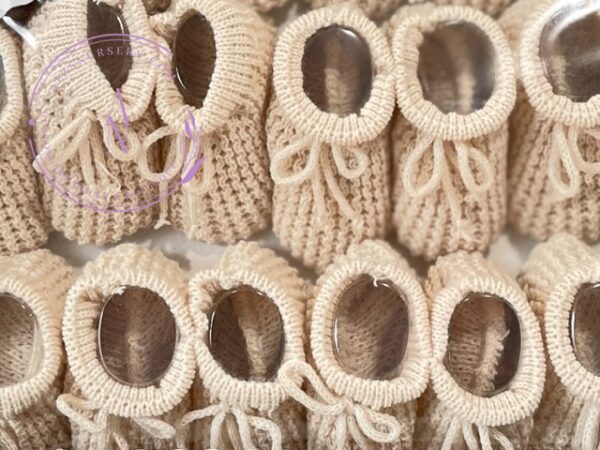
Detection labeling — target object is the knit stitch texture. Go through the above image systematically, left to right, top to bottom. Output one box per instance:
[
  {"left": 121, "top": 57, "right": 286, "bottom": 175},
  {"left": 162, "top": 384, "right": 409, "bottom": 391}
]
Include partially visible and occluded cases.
[
  {"left": 389, "top": 5, "right": 516, "bottom": 261},
  {"left": 0, "top": 250, "right": 74, "bottom": 450},
  {"left": 417, "top": 252, "right": 545, "bottom": 450}
]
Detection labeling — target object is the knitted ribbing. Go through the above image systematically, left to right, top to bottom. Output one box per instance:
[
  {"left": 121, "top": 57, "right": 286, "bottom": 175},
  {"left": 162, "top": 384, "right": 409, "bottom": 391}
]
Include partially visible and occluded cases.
[
  {"left": 23, "top": 0, "right": 162, "bottom": 245},
  {"left": 147, "top": 0, "right": 274, "bottom": 243},
  {"left": 426, "top": 0, "right": 516, "bottom": 17},
  {"left": 501, "top": 0, "right": 600, "bottom": 242},
  {"left": 268, "top": 5, "right": 395, "bottom": 274},
  {"left": 390, "top": 5, "right": 516, "bottom": 261},
  {"left": 0, "top": 28, "right": 47, "bottom": 255},
  {"left": 520, "top": 234, "right": 600, "bottom": 450},
  {"left": 282, "top": 240, "right": 430, "bottom": 449},
  {"left": 185, "top": 241, "right": 306, "bottom": 450},
  {"left": 60, "top": 244, "right": 196, "bottom": 449},
  {"left": 0, "top": 250, "right": 74, "bottom": 450},
  {"left": 418, "top": 252, "right": 545, "bottom": 450}
]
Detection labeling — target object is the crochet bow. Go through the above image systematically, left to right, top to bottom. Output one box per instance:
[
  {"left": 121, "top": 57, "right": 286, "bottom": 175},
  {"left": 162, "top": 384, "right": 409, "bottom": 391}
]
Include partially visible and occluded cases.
[
  {"left": 33, "top": 108, "right": 141, "bottom": 202},
  {"left": 137, "top": 120, "right": 209, "bottom": 228},
  {"left": 548, "top": 123, "right": 600, "bottom": 200},
  {"left": 402, "top": 133, "right": 495, "bottom": 240},
  {"left": 270, "top": 136, "right": 369, "bottom": 227},
  {"left": 278, "top": 360, "right": 403, "bottom": 450},
  {"left": 56, "top": 394, "right": 176, "bottom": 450},
  {"left": 573, "top": 399, "right": 600, "bottom": 450},
  {"left": 177, "top": 403, "right": 282, "bottom": 450},
  {"left": 442, "top": 417, "right": 514, "bottom": 450},
  {"left": 0, "top": 420, "right": 18, "bottom": 450}
]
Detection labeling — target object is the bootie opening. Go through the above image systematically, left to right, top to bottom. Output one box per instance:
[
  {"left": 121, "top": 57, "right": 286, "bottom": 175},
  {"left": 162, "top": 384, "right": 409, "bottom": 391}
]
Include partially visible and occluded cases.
[
  {"left": 87, "top": 0, "right": 131, "bottom": 90},
  {"left": 539, "top": 0, "right": 600, "bottom": 103},
  {"left": 172, "top": 11, "right": 216, "bottom": 108},
  {"left": 417, "top": 21, "right": 495, "bottom": 115},
  {"left": 302, "top": 25, "right": 374, "bottom": 117},
  {"left": 332, "top": 274, "right": 409, "bottom": 381},
  {"left": 570, "top": 282, "right": 600, "bottom": 375},
  {"left": 207, "top": 285, "right": 285, "bottom": 382},
  {"left": 97, "top": 286, "right": 178, "bottom": 388},
  {"left": 444, "top": 292, "right": 521, "bottom": 398},
  {"left": 0, "top": 294, "right": 43, "bottom": 387}
]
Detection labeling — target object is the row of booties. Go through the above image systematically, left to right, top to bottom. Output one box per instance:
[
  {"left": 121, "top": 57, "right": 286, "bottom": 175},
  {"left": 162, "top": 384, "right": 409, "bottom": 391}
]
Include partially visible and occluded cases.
[
  {"left": 0, "top": 0, "right": 593, "bottom": 272},
  {"left": 0, "top": 233, "right": 599, "bottom": 449}
]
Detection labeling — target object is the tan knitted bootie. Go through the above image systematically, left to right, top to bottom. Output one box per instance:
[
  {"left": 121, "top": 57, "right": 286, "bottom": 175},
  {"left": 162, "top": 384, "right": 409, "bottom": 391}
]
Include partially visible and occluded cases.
[
  {"left": 23, "top": 0, "right": 163, "bottom": 245},
  {"left": 144, "top": 0, "right": 274, "bottom": 243},
  {"left": 500, "top": 0, "right": 600, "bottom": 242},
  {"left": 389, "top": 4, "right": 516, "bottom": 261},
  {"left": 268, "top": 5, "right": 395, "bottom": 273},
  {"left": 0, "top": 27, "right": 47, "bottom": 255},
  {"left": 520, "top": 234, "right": 600, "bottom": 450},
  {"left": 279, "top": 240, "right": 431, "bottom": 449},
  {"left": 181, "top": 241, "right": 306, "bottom": 450},
  {"left": 58, "top": 244, "right": 196, "bottom": 449},
  {"left": 0, "top": 250, "right": 74, "bottom": 450},
  {"left": 416, "top": 252, "right": 545, "bottom": 450}
]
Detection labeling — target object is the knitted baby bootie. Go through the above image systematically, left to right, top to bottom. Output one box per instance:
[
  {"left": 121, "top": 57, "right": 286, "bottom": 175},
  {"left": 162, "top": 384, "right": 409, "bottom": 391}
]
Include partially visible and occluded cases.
[
  {"left": 23, "top": 0, "right": 163, "bottom": 244},
  {"left": 145, "top": 0, "right": 274, "bottom": 243},
  {"left": 500, "top": 0, "right": 600, "bottom": 242},
  {"left": 268, "top": 4, "right": 395, "bottom": 273},
  {"left": 390, "top": 4, "right": 515, "bottom": 261},
  {"left": 0, "top": 27, "right": 47, "bottom": 255},
  {"left": 520, "top": 233, "right": 600, "bottom": 450},
  {"left": 279, "top": 240, "right": 431, "bottom": 449},
  {"left": 181, "top": 241, "right": 306, "bottom": 449},
  {"left": 58, "top": 244, "right": 196, "bottom": 449},
  {"left": 0, "top": 250, "right": 74, "bottom": 449},
  {"left": 416, "top": 252, "right": 545, "bottom": 450}
]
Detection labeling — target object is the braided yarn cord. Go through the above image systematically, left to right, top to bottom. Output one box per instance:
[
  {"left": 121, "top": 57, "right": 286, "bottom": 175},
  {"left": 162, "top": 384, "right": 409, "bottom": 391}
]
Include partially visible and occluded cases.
[
  {"left": 0, "top": 28, "right": 47, "bottom": 255},
  {"left": 520, "top": 234, "right": 600, "bottom": 450},
  {"left": 187, "top": 241, "right": 306, "bottom": 449},
  {"left": 61, "top": 244, "right": 196, "bottom": 449},
  {"left": 0, "top": 250, "right": 74, "bottom": 449}
]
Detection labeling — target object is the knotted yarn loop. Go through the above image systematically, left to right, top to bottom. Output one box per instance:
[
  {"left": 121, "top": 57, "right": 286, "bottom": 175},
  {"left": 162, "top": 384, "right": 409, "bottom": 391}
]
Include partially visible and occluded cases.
[
  {"left": 548, "top": 123, "right": 600, "bottom": 200},
  {"left": 402, "top": 133, "right": 496, "bottom": 240},
  {"left": 270, "top": 135, "right": 369, "bottom": 226},
  {"left": 278, "top": 360, "right": 402, "bottom": 450},
  {"left": 56, "top": 393, "right": 176, "bottom": 450},
  {"left": 573, "top": 398, "right": 600, "bottom": 450},
  {"left": 177, "top": 402, "right": 282, "bottom": 450},
  {"left": 441, "top": 417, "right": 514, "bottom": 450}
]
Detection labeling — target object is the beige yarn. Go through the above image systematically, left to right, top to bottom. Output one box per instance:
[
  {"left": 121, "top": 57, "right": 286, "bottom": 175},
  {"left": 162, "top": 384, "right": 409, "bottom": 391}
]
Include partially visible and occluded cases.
[
  {"left": 23, "top": 0, "right": 162, "bottom": 245},
  {"left": 143, "top": 0, "right": 287, "bottom": 14},
  {"left": 146, "top": 0, "right": 274, "bottom": 243},
  {"left": 308, "top": 0, "right": 408, "bottom": 21},
  {"left": 425, "top": 0, "right": 516, "bottom": 17},
  {"left": 501, "top": 0, "right": 600, "bottom": 242},
  {"left": 268, "top": 5, "right": 395, "bottom": 274},
  {"left": 390, "top": 5, "right": 516, "bottom": 261},
  {"left": 0, "top": 28, "right": 47, "bottom": 255},
  {"left": 520, "top": 234, "right": 600, "bottom": 450},
  {"left": 278, "top": 240, "right": 431, "bottom": 449},
  {"left": 183, "top": 241, "right": 306, "bottom": 450},
  {"left": 59, "top": 244, "right": 196, "bottom": 449},
  {"left": 0, "top": 250, "right": 74, "bottom": 450},
  {"left": 418, "top": 252, "right": 545, "bottom": 450}
]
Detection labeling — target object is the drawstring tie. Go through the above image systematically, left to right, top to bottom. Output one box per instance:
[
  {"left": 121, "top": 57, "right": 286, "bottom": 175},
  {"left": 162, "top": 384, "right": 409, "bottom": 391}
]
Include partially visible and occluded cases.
[
  {"left": 32, "top": 109, "right": 141, "bottom": 203},
  {"left": 137, "top": 122, "right": 210, "bottom": 229},
  {"left": 548, "top": 123, "right": 600, "bottom": 200},
  {"left": 402, "top": 133, "right": 495, "bottom": 241},
  {"left": 270, "top": 136, "right": 368, "bottom": 229},
  {"left": 278, "top": 360, "right": 403, "bottom": 450},
  {"left": 56, "top": 394, "right": 176, "bottom": 450},
  {"left": 573, "top": 399, "right": 600, "bottom": 450},
  {"left": 177, "top": 403, "right": 282, "bottom": 450},
  {"left": 442, "top": 417, "right": 514, "bottom": 450},
  {"left": 0, "top": 420, "right": 18, "bottom": 450}
]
